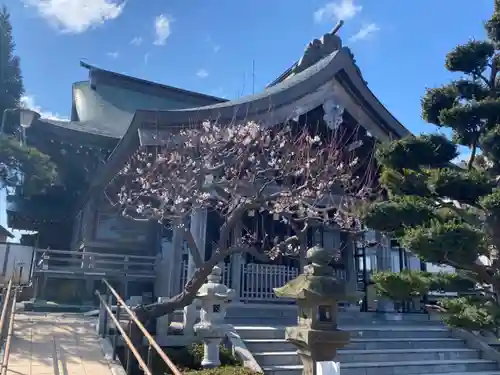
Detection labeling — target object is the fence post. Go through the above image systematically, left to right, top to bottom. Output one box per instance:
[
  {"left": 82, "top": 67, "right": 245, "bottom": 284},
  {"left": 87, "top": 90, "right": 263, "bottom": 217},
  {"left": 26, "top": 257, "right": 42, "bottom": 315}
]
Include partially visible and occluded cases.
[
  {"left": 230, "top": 255, "right": 243, "bottom": 301},
  {"left": 97, "top": 295, "right": 107, "bottom": 337},
  {"left": 113, "top": 302, "right": 121, "bottom": 360}
]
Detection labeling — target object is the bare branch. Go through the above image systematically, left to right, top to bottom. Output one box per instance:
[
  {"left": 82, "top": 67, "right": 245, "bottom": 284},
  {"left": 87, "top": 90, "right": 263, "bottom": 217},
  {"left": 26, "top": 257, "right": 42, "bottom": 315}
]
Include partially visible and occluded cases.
[{"left": 109, "top": 119, "right": 378, "bottom": 319}]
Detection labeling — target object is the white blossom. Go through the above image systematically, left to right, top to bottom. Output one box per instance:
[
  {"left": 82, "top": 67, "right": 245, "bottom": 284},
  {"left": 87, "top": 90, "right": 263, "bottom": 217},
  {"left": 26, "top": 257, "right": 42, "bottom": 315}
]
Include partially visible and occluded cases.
[{"left": 108, "top": 119, "right": 372, "bottom": 254}]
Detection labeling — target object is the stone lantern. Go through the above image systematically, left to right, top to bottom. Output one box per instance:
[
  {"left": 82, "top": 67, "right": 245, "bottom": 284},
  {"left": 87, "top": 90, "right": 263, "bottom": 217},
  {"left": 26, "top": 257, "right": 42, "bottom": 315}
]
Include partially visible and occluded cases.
[
  {"left": 274, "top": 246, "right": 352, "bottom": 375},
  {"left": 194, "top": 266, "right": 234, "bottom": 368}
]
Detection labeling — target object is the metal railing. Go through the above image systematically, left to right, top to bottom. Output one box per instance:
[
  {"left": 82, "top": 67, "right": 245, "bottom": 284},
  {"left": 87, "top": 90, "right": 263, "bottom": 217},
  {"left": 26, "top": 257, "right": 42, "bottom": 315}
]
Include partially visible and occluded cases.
[
  {"left": 34, "top": 249, "right": 157, "bottom": 278},
  {"left": 96, "top": 278, "right": 182, "bottom": 375},
  {"left": 0, "top": 279, "right": 18, "bottom": 375}
]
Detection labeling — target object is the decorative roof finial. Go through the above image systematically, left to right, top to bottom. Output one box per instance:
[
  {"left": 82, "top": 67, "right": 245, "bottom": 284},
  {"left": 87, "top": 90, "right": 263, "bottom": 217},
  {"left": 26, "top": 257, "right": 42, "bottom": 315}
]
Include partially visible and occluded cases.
[
  {"left": 293, "top": 20, "right": 344, "bottom": 75},
  {"left": 331, "top": 20, "right": 344, "bottom": 35}
]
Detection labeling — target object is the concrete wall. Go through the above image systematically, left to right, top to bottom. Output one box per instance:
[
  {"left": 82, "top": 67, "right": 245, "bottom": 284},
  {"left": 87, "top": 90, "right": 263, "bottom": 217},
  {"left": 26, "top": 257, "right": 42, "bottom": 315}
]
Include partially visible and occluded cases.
[{"left": 0, "top": 243, "right": 35, "bottom": 285}]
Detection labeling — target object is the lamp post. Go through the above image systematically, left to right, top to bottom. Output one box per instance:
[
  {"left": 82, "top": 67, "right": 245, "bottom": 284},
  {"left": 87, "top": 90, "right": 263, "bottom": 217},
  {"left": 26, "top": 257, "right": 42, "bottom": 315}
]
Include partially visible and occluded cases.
[
  {"left": 0, "top": 108, "right": 40, "bottom": 141},
  {"left": 0, "top": 108, "right": 16, "bottom": 137},
  {"left": 0, "top": 108, "right": 40, "bottom": 191},
  {"left": 19, "top": 108, "right": 40, "bottom": 146}
]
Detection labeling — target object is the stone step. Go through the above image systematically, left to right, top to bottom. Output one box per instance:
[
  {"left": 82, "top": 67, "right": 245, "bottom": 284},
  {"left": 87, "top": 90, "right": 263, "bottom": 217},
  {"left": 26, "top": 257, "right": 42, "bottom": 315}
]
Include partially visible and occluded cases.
[
  {"left": 173, "top": 306, "right": 436, "bottom": 323},
  {"left": 225, "top": 316, "right": 446, "bottom": 327},
  {"left": 235, "top": 325, "right": 451, "bottom": 340},
  {"left": 348, "top": 326, "right": 451, "bottom": 340},
  {"left": 245, "top": 337, "right": 467, "bottom": 352},
  {"left": 348, "top": 337, "right": 467, "bottom": 351},
  {"left": 254, "top": 348, "right": 480, "bottom": 367},
  {"left": 339, "top": 348, "right": 479, "bottom": 363},
  {"left": 263, "top": 359, "right": 499, "bottom": 375}
]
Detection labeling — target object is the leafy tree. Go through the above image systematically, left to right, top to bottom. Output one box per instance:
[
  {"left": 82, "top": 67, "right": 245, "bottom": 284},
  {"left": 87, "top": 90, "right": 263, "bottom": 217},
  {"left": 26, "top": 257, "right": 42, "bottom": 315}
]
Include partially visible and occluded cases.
[
  {"left": 365, "top": 1, "right": 500, "bottom": 331},
  {"left": 372, "top": 270, "right": 432, "bottom": 304},
  {"left": 372, "top": 271, "right": 476, "bottom": 312}
]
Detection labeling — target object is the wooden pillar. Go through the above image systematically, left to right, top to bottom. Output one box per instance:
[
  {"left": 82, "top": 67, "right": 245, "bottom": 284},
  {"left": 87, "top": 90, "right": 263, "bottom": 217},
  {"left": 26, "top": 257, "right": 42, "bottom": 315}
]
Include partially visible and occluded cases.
[
  {"left": 184, "top": 209, "right": 207, "bottom": 335},
  {"left": 188, "top": 209, "right": 207, "bottom": 278},
  {"left": 169, "top": 222, "right": 184, "bottom": 297},
  {"left": 230, "top": 222, "right": 243, "bottom": 301},
  {"left": 155, "top": 232, "right": 175, "bottom": 298},
  {"left": 375, "top": 232, "right": 395, "bottom": 313},
  {"left": 344, "top": 233, "right": 357, "bottom": 298},
  {"left": 40, "top": 274, "right": 48, "bottom": 300},
  {"left": 32, "top": 275, "right": 39, "bottom": 300}
]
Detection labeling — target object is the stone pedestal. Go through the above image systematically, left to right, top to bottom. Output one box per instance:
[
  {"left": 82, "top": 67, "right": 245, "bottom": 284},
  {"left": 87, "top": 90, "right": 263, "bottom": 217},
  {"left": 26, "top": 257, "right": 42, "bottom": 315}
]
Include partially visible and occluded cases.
[
  {"left": 274, "top": 246, "right": 352, "bottom": 375},
  {"left": 194, "top": 266, "right": 234, "bottom": 368},
  {"left": 288, "top": 328, "right": 349, "bottom": 375},
  {"left": 197, "top": 329, "right": 224, "bottom": 368},
  {"left": 202, "top": 338, "right": 223, "bottom": 367}
]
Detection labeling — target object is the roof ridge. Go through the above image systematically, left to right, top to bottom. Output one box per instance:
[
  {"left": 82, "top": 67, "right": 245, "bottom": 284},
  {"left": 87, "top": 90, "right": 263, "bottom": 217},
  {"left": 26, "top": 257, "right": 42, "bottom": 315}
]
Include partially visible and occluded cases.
[{"left": 79, "top": 61, "right": 226, "bottom": 103}]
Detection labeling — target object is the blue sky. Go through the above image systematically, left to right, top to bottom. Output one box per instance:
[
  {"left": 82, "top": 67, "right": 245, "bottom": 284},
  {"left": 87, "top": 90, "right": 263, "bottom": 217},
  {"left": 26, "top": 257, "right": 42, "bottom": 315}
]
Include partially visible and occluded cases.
[
  {"left": 0, "top": 0, "right": 495, "bottom": 238},
  {"left": 4, "top": 0, "right": 493, "bottom": 129}
]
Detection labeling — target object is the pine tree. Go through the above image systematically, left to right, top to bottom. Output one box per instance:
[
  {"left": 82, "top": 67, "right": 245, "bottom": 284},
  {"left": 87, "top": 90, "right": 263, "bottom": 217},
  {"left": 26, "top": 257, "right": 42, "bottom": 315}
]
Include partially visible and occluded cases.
[
  {"left": 364, "top": 1, "right": 500, "bottom": 331},
  {"left": 0, "top": 5, "right": 23, "bottom": 135},
  {"left": 0, "top": 6, "right": 57, "bottom": 194}
]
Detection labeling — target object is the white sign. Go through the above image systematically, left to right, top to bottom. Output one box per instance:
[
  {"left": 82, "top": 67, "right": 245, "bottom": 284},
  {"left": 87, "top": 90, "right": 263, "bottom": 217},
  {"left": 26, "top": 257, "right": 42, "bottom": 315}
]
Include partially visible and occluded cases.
[{"left": 317, "top": 361, "right": 340, "bottom": 375}]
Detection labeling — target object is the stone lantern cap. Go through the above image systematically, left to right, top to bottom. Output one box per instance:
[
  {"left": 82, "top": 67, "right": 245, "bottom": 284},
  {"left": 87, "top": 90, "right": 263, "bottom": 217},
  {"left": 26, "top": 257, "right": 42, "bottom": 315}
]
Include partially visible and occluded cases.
[
  {"left": 274, "top": 246, "right": 347, "bottom": 302},
  {"left": 196, "top": 266, "right": 235, "bottom": 300}
]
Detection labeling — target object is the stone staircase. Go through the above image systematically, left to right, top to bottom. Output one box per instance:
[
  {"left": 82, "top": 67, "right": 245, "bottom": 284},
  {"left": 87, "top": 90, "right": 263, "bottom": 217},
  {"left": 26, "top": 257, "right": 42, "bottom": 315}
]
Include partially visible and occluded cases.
[
  {"left": 167, "top": 304, "right": 500, "bottom": 374},
  {"left": 227, "top": 307, "right": 500, "bottom": 375}
]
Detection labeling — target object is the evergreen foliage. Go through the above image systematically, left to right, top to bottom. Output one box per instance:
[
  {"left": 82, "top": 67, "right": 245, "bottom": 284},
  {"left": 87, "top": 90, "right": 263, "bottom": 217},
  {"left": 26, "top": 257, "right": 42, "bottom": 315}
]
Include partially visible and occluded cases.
[
  {"left": 367, "top": 1, "right": 500, "bottom": 331},
  {"left": 0, "top": 6, "right": 58, "bottom": 195},
  {"left": 0, "top": 6, "right": 23, "bottom": 135},
  {"left": 0, "top": 136, "right": 57, "bottom": 195}
]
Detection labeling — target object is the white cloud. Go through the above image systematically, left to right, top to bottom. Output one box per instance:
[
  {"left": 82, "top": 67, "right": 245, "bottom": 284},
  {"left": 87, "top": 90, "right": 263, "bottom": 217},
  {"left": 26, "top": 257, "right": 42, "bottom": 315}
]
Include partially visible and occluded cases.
[
  {"left": 24, "top": 0, "right": 125, "bottom": 33},
  {"left": 314, "top": 0, "right": 362, "bottom": 23},
  {"left": 153, "top": 14, "right": 172, "bottom": 46},
  {"left": 349, "top": 23, "right": 380, "bottom": 42},
  {"left": 130, "top": 36, "right": 143, "bottom": 46},
  {"left": 213, "top": 45, "right": 221, "bottom": 53},
  {"left": 107, "top": 51, "right": 119, "bottom": 59},
  {"left": 144, "top": 53, "right": 150, "bottom": 65},
  {"left": 196, "top": 69, "right": 209, "bottom": 79},
  {"left": 20, "top": 95, "right": 68, "bottom": 122}
]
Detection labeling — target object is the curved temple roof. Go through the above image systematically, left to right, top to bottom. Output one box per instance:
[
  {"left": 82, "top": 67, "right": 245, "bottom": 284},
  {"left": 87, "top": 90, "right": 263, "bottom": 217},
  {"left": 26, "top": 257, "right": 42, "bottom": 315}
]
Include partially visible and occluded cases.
[
  {"left": 84, "top": 45, "right": 411, "bottom": 207},
  {"left": 137, "top": 47, "right": 409, "bottom": 141},
  {"left": 80, "top": 61, "right": 226, "bottom": 105},
  {"left": 27, "top": 63, "right": 228, "bottom": 148}
]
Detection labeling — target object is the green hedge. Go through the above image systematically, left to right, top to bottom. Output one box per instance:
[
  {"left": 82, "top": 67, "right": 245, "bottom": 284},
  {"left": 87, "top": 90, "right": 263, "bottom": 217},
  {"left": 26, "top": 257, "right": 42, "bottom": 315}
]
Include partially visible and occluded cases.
[
  {"left": 160, "top": 343, "right": 243, "bottom": 374},
  {"left": 185, "top": 367, "right": 259, "bottom": 375}
]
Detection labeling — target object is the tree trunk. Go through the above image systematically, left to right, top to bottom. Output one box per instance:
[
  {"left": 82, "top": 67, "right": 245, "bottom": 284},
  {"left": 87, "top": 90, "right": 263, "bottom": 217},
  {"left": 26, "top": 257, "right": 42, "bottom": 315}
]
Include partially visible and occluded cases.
[{"left": 136, "top": 247, "right": 234, "bottom": 321}]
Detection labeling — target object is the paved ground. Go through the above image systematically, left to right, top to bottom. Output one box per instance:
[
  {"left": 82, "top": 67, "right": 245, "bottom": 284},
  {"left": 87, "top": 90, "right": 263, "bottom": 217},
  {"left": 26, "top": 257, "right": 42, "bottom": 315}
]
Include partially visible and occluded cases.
[{"left": 6, "top": 312, "right": 115, "bottom": 375}]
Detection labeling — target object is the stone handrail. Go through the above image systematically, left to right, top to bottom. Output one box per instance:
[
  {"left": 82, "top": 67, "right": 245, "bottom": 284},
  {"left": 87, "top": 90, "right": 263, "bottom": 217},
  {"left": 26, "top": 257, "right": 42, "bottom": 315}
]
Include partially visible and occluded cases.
[
  {"left": 223, "top": 326, "right": 263, "bottom": 374},
  {"left": 450, "top": 328, "right": 500, "bottom": 365}
]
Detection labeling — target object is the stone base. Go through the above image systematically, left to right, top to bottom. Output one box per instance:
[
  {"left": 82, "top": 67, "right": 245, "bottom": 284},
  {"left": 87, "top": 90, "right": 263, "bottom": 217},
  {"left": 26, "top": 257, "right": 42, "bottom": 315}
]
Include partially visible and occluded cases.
[
  {"left": 383, "top": 312, "right": 403, "bottom": 321},
  {"left": 200, "top": 337, "right": 223, "bottom": 369}
]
